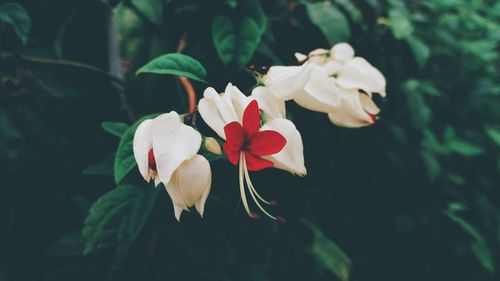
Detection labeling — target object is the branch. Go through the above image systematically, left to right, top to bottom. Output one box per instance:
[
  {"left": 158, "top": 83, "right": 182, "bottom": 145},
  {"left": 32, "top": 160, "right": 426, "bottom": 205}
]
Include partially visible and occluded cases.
[
  {"left": 176, "top": 32, "right": 197, "bottom": 114},
  {"left": 0, "top": 52, "right": 125, "bottom": 86}
]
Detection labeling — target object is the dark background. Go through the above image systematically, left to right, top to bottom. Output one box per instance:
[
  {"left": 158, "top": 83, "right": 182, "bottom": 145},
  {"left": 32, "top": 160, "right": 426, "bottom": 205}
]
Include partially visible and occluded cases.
[{"left": 1, "top": 0, "right": 499, "bottom": 281}]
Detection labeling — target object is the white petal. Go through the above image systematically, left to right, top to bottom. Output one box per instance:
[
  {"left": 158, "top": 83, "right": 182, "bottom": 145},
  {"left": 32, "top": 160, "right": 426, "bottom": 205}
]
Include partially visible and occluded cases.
[
  {"left": 331, "top": 43, "right": 355, "bottom": 63},
  {"left": 308, "top": 48, "right": 330, "bottom": 65},
  {"left": 295, "top": 52, "right": 308, "bottom": 62},
  {"left": 337, "top": 57, "right": 386, "bottom": 97},
  {"left": 323, "top": 61, "right": 343, "bottom": 76},
  {"left": 265, "top": 64, "right": 311, "bottom": 100},
  {"left": 298, "top": 66, "right": 341, "bottom": 113},
  {"left": 225, "top": 83, "right": 252, "bottom": 120},
  {"left": 198, "top": 86, "right": 239, "bottom": 139},
  {"left": 251, "top": 86, "right": 286, "bottom": 119},
  {"left": 328, "top": 91, "right": 374, "bottom": 128},
  {"left": 360, "top": 93, "right": 380, "bottom": 115},
  {"left": 152, "top": 112, "right": 202, "bottom": 184},
  {"left": 262, "top": 118, "right": 306, "bottom": 176},
  {"left": 133, "top": 119, "right": 154, "bottom": 182},
  {"left": 165, "top": 155, "right": 212, "bottom": 220},
  {"left": 179, "top": 155, "right": 212, "bottom": 217},
  {"left": 164, "top": 170, "right": 188, "bottom": 221}
]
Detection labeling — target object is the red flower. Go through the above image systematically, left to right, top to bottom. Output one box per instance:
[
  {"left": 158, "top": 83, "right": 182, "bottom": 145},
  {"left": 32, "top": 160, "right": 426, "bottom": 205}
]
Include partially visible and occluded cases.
[{"left": 223, "top": 100, "right": 287, "bottom": 171}]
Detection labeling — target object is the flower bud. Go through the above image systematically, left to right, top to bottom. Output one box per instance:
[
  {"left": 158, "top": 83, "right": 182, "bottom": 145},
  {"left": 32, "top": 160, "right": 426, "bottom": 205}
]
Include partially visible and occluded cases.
[{"left": 204, "top": 137, "right": 222, "bottom": 155}]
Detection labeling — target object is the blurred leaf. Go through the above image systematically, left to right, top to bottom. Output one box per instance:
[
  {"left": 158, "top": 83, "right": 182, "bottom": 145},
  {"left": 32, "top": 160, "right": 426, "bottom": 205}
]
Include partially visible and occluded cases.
[
  {"left": 238, "top": 0, "right": 267, "bottom": 34},
  {"left": 334, "top": 0, "right": 363, "bottom": 23},
  {"left": 306, "top": 2, "right": 351, "bottom": 45},
  {"left": 0, "top": 3, "right": 31, "bottom": 44},
  {"left": 388, "top": 9, "right": 414, "bottom": 39},
  {"left": 53, "top": 13, "right": 75, "bottom": 58},
  {"left": 212, "top": 16, "right": 261, "bottom": 69},
  {"left": 406, "top": 36, "right": 430, "bottom": 68},
  {"left": 137, "top": 53, "right": 208, "bottom": 83},
  {"left": 405, "top": 92, "right": 431, "bottom": 129},
  {"left": 114, "top": 113, "right": 161, "bottom": 184},
  {"left": 102, "top": 122, "right": 129, "bottom": 138},
  {"left": 485, "top": 127, "right": 500, "bottom": 146},
  {"left": 447, "top": 140, "right": 484, "bottom": 157},
  {"left": 420, "top": 151, "right": 441, "bottom": 181},
  {"left": 82, "top": 153, "right": 115, "bottom": 176},
  {"left": 82, "top": 184, "right": 160, "bottom": 268},
  {"left": 444, "top": 210, "right": 495, "bottom": 273},
  {"left": 302, "top": 219, "right": 351, "bottom": 281},
  {"left": 45, "top": 231, "right": 85, "bottom": 257}
]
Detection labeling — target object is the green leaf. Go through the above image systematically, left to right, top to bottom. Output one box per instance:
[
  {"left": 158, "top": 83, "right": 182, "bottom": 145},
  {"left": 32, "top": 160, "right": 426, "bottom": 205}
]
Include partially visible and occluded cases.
[
  {"left": 238, "top": 0, "right": 267, "bottom": 34},
  {"left": 306, "top": 2, "right": 351, "bottom": 45},
  {"left": 0, "top": 3, "right": 31, "bottom": 44},
  {"left": 388, "top": 8, "right": 414, "bottom": 39},
  {"left": 212, "top": 16, "right": 261, "bottom": 69},
  {"left": 406, "top": 36, "right": 430, "bottom": 69},
  {"left": 136, "top": 53, "right": 208, "bottom": 83},
  {"left": 405, "top": 92, "right": 431, "bottom": 129},
  {"left": 114, "top": 113, "right": 161, "bottom": 184},
  {"left": 102, "top": 122, "right": 130, "bottom": 138},
  {"left": 485, "top": 127, "right": 500, "bottom": 146},
  {"left": 447, "top": 140, "right": 484, "bottom": 157},
  {"left": 420, "top": 151, "right": 441, "bottom": 181},
  {"left": 82, "top": 153, "right": 115, "bottom": 176},
  {"left": 82, "top": 184, "right": 160, "bottom": 268},
  {"left": 444, "top": 210, "right": 495, "bottom": 273},
  {"left": 302, "top": 218, "right": 351, "bottom": 281},
  {"left": 45, "top": 231, "right": 85, "bottom": 257}
]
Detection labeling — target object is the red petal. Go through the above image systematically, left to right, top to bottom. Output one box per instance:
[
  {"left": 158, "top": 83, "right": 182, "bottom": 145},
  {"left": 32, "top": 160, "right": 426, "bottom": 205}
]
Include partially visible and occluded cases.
[
  {"left": 242, "top": 100, "right": 261, "bottom": 138},
  {"left": 224, "top": 121, "right": 244, "bottom": 148},
  {"left": 247, "top": 130, "right": 287, "bottom": 156},
  {"left": 224, "top": 143, "right": 240, "bottom": 165},
  {"left": 148, "top": 148, "right": 157, "bottom": 171},
  {"left": 244, "top": 151, "right": 274, "bottom": 171}
]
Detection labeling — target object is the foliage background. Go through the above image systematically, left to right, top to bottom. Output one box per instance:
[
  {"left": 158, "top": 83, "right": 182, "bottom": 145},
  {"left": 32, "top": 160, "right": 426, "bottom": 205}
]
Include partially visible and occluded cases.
[{"left": 1, "top": 0, "right": 499, "bottom": 280}]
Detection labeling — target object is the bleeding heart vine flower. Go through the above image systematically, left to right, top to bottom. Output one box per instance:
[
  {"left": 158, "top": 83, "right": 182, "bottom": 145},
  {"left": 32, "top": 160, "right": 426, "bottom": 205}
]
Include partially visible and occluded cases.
[
  {"left": 262, "top": 42, "right": 387, "bottom": 128},
  {"left": 198, "top": 83, "right": 306, "bottom": 220},
  {"left": 133, "top": 112, "right": 211, "bottom": 221}
]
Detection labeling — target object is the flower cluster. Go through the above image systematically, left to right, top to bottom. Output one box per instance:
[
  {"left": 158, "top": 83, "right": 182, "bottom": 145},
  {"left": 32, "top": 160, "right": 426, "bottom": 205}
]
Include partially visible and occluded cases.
[{"left": 133, "top": 43, "right": 386, "bottom": 221}]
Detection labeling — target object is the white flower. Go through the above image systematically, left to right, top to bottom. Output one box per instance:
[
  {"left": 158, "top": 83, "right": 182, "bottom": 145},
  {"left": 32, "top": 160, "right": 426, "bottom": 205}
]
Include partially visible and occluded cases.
[
  {"left": 264, "top": 42, "right": 387, "bottom": 128},
  {"left": 198, "top": 83, "right": 306, "bottom": 220},
  {"left": 199, "top": 83, "right": 306, "bottom": 176},
  {"left": 133, "top": 112, "right": 212, "bottom": 221}
]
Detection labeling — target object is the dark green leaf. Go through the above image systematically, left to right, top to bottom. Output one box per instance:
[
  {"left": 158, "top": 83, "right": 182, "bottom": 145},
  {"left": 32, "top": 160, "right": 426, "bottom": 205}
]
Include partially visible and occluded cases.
[
  {"left": 306, "top": 2, "right": 351, "bottom": 45},
  {"left": 0, "top": 3, "right": 31, "bottom": 44},
  {"left": 212, "top": 16, "right": 261, "bottom": 69},
  {"left": 406, "top": 36, "right": 430, "bottom": 69},
  {"left": 136, "top": 53, "right": 208, "bottom": 83},
  {"left": 114, "top": 113, "right": 161, "bottom": 184},
  {"left": 102, "top": 121, "right": 130, "bottom": 138},
  {"left": 485, "top": 127, "right": 500, "bottom": 146},
  {"left": 82, "top": 184, "right": 160, "bottom": 268},
  {"left": 444, "top": 211, "right": 495, "bottom": 273},
  {"left": 302, "top": 218, "right": 351, "bottom": 281},
  {"left": 45, "top": 231, "right": 85, "bottom": 257}
]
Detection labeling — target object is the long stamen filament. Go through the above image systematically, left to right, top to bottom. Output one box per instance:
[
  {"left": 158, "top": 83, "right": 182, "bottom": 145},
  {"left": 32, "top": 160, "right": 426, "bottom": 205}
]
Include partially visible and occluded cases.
[
  {"left": 239, "top": 152, "right": 251, "bottom": 216},
  {"left": 242, "top": 154, "right": 277, "bottom": 221},
  {"left": 243, "top": 162, "right": 272, "bottom": 205}
]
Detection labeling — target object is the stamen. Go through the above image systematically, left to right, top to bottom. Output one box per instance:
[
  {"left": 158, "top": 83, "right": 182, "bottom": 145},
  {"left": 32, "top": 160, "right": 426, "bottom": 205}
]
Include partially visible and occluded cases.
[
  {"left": 238, "top": 152, "right": 251, "bottom": 216},
  {"left": 242, "top": 155, "right": 277, "bottom": 221},
  {"left": 243, "top": 166, "right": 272, "bottom": 205},
  {"left": 277, "top": 217, "right": 287, "bottom": 224}
]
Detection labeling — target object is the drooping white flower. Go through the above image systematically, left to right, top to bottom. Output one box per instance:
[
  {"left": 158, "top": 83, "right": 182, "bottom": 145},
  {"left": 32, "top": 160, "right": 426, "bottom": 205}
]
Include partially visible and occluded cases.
[
  {"left": 264, "top": 42, "right": 387, "bottom": 128},
  {"left": 133, "top": 112, "right": 212, "bottom": 221}
]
